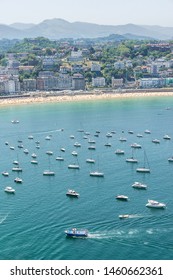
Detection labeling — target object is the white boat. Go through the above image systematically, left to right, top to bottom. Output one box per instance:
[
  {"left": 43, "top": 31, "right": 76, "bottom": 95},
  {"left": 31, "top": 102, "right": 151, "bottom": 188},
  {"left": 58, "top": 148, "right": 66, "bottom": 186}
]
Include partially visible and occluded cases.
[
  {"left": 11, "top": 120, "right": 19, "bottom": 124},
  {"left": 144, "top": 129, "right": 151, "bottom": 134},
  {"left": 128, "top": 130, "right": 134, "bottom": 134},
  {"left": 106, "top": 133, "right": 112, "bottom": 138},
  {"left": 136, "top": 133, "right": 143, "bottom": 138},
  {"left": 163, "top": 134, "right": 171, "bottom": 140},
  {"left": 28, "top": 135, "right": 34, "bottom": 139},
  {"left": 45, "top": 135, "right": 51, "bottom": 140},
  {"left": 70, "top": 135, "right": 75, "bottom": 139},
  {"left": 119, "top": 137, "right": 127, "bottom": 142},
  {"left": 88, "top": 139, "right": 95, "bottom": 144},
  {"left": 152, "top": 139, "right": 160, "bottom": 144},
  {"left": 5, "top": 141, "right": 9, "bottom": 145},
  {"left": 74, "top": 142, "right": 81, "bottom": 147},
  {"left": 131, "top": 143, "right": 142, "bottom": 148},
  {"left": 18, "top": 144, "right": 23, "bottom": 148},
  {"left": 88, "top": 145, "right": 96, "bottom": 150},
  {"left": 10, "top": 146, "right": 15, "bottom": 150},
  {"left": 60, "top": 148, "right": 65, "bottom": 152},
  {"left": 23, "top": 149, "right": 29, "bottom": 154},
  {"left": 115, "top": 149, "right": 124, "bottom": 155},
  {"left": 46, "top": 151, "right": 53, "bottom": 155},
  {"left": 72, "top": 151, "right": 78, "bottom": 156},
  {"left": 136, "top": 151, "right": 150, "bottom": 173},
  {"left": 31, "top": 153, "right": 37, "bottom": 158},
  {"left": 56, "top": 156, "right": 64, "bottom": 161},
  {"left": 126, "top": 157, "right": 138, "bottom": 163},
  {"left": 168, "top": 157, "right": 173, "bottom": 162},
  {"left": 86, "top": 158, "right": 95, "bottom": 163},
  {"left": 13, "top": 160, "right": 19, "bottom": 165},
  {"left": 31, "top": 160, "right": 38, "bottom": 164},
  {"left": 68, "top": 164, "right": 80, "bottom": 169},
  {"left": 12, "top": 167, "right": 22, "bottom": 172},
  {"left": 43, "top": 170, "right": 55, "bottom": 176},
  {"left": 2, "top": 171, "right": 9, "bottom": 176},
  {"left": 90, "top": 171, "right": 104, "bottom": 177},
  {"left": 14, "top": 177, "right": 23, "bottom": 183},
  {"left": 132, "top": 181, "right": 147, "bottom": 189},
  {"left": 4, "top": 186, "right": 15, "bottom": 193},
  {"left": 66, "top": 189, "right": 79, "bottom": 197},
  {"left": 116, "top": 195, "right": 128, "bottom": 201},
  {"left": 146, "top": 199, "right": 166, "bottom": 209},
  {"left": 119, "top": 214, "right": 129, "bottom": 219}
]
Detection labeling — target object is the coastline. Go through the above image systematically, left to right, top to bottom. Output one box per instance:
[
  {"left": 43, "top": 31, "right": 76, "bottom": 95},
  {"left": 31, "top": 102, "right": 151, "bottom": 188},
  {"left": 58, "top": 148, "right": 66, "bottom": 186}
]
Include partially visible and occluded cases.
[{"left": 0, "top": 90, "right": 173, "bottom": 106}]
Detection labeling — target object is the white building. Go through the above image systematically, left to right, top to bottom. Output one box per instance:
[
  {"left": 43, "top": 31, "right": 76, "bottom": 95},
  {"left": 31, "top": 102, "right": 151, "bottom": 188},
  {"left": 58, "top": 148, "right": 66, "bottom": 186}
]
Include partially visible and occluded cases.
[
  {"left": 91, "top": 63, "right": 101, "bottom": 72},
  {"left": 92, "top": 77, "right": 106, "bottom": 87},
  {"left": 112, "top": 78, "right": 123, "bottom": 88},
  {"left": 139, "top": 78, "right": 165, "bottom": 88}
]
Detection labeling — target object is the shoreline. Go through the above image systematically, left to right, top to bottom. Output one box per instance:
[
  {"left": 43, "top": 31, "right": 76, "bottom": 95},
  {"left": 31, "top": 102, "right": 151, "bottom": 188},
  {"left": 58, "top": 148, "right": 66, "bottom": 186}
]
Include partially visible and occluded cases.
[{"left": 0, "top": 90, "right": 173, "bottom": 106}]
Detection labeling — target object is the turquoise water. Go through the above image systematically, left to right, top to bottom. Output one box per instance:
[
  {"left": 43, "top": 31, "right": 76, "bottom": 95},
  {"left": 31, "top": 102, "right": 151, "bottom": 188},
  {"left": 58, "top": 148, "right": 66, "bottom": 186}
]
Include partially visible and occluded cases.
[{"left": 0, "top": 96, "right": 173, "bottom": 260}]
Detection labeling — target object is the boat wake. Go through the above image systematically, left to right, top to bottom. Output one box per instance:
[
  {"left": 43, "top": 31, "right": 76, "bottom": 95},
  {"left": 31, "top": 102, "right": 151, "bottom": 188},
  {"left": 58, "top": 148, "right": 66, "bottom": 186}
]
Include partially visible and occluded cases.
[{"left": 0, "top": 213, "right": 9, "bottom": 224}]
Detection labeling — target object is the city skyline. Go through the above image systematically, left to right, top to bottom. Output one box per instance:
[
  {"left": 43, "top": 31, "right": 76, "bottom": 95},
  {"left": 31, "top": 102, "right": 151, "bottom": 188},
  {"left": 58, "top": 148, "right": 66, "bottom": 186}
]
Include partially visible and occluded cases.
[{"left": 1, "top": 0, "right": 173, "bottom": 27}]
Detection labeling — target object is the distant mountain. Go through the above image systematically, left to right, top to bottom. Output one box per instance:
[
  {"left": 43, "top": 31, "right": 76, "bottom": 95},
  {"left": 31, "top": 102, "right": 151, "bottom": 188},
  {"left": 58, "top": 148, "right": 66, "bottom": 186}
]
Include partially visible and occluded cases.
[{"left": 0, "top": 18, "right": 173, "bottom": 40}]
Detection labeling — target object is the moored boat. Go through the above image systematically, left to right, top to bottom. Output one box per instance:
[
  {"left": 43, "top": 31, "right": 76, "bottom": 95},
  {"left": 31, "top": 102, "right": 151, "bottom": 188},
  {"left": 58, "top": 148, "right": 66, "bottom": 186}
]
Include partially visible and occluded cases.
[
  {"left": 90, "top": 171, "right": 104, "bottom": 177},
  {"left": 132, "top": 181, "right": 147, "bottom": 189},
  {"left": 4, "top": 186, "right": 15, "bottom": 193},
  {"left": 66, "top": 189, "right": 79, "bottom": 197},
  {"left": 116, "top": 195, "right": 128, "bottom": 201},
  {"left": 146, "top": 200, "right": 166, "bottom": 209}
]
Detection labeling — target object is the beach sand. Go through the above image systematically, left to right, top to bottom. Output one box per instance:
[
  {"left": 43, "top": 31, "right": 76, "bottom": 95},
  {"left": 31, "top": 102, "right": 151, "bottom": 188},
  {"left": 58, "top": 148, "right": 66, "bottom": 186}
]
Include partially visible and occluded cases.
[{"left": 0, "top": 90, "right": 173, "bottom": 106}]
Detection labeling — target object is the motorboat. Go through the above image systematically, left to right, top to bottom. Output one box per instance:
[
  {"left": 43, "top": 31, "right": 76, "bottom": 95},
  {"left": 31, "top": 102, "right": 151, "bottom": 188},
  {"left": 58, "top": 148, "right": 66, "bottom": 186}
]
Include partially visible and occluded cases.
[
  {"left": 11, "top": 120, "right": 19, "bottom": 124},
  {"left": 144, "top": 129, "right": 151, "bottom": 134},
  {"left": 128, "top": 130, "right": 134, "bottom": 134},
  {"left": 106, "top": 133, "right": 112, "bottom": 138},
  {"left": 136, "top": 134, "right": 143, "bottom": 138},
  {"left": 28, "top": 135, "right": 34, "bottom": 139},
  {"left": 70, "top": 135, "right": 75, "bottom": 139},
  {"left": 163, "top": 135, "right": 171, "bottom": 140},
  {"left": 45, "top": 136, "right": 51, "bottom": 140},
  {"left": 88, "top": 139, "right": 95, "bottom": 144},
  {"left": 152, "top": 139, "right": 160, "bottom": 144},
  {"left": 5, "top": 141, "right": 8, "bottom": 145},
  {"left": 74, "top": 142, "right": 81, "bottom": 147},
  {"left": 131, "top": 143, "right": 142, "bottom": 148},
  {"left": 18, "top": 144, "right": 24, "bottom": 148},
  {"left": 10, "top": 146, "right": 15, "bottom": 150},
  {"left": 60, "top": 148, "right": 66, "bottom": 152},
  {"left": 23, "top": 149, "right": 29, "bottom": 154},
  {"left": 115, "top": 149, "right": 124, "bottom": 155},
  {"left": 72, "top": 151, "right": 78, "bottom": 156},
  {"left": 31, "top": 153, "right": 37, "bottom": 158},
  {"left": 168, "top": 157, "right": 173, "bottom": 162},
  {"left": 13, "top": 160, "right": 19, "bottom": 165},
  {"left": 12, "top": 167, "right": 22, "bottom": 172},
  {"left": 43, "top": 170, "right": 55, "bottom": 176},
  {"left": 2, "top": 171, "right": 9, "bottom": 176},
  {"left": 90, "top": 171, "right": 104, "bottom": 177},
  {"left": 14, "top": 177, "right": 23, "bottom": 183},
  {"left": 132, "top": 181, "right": 147, "bottom": 189},
  {"left": 4, "top": 186, "right": 15, "bottom": 193},
  {"left": 66, "top": 189, "right": 79, "bottom": 197},
  {"left": 116, "top": 195, "right": 128, "bottom": 201},
  {"left": 146, "top": 200, "right": 166, "bottom": 209},
  {"left": 119, "top": 214, "right": 129, "bottom": 219},
  {"left": 65, "top": 228, "right": 88, "bottom": 237}
]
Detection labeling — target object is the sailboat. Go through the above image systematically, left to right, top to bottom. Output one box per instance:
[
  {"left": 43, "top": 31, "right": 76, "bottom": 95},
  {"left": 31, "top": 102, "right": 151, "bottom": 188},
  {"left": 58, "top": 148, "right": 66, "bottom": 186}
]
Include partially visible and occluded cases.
[
  {"left": 126, "top": 148, "right": 138, "bottom": 163},
  {"left": 86, "top": 150, "right": 95, "bottom": 163},
  {"left": 136, "top": 150, "right": 150, "bottom": 173},
  {"left": 43, "top": 156, "right": 55, "bottom": 176},
  {"left": 90, "top": 157, "right": 104, "bottom": 177}
]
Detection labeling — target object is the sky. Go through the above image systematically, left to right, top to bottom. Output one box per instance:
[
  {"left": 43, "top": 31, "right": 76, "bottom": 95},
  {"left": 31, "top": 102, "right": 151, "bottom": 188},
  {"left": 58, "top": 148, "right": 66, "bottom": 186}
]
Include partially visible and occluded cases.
[{"left": 1, "top": 0, "right": 173, "bottom": 27}]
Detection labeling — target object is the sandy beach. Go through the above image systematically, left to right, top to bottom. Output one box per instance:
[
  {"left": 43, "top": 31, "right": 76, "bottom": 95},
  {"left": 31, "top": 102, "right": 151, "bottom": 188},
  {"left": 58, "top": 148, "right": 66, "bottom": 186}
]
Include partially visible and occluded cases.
[{"left": 0, "top": 90, "right": 173, "bottom": 106}]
